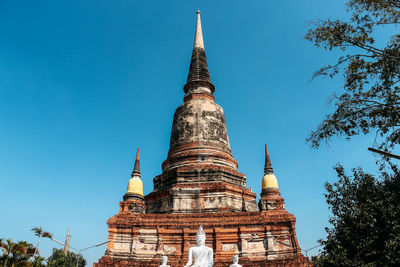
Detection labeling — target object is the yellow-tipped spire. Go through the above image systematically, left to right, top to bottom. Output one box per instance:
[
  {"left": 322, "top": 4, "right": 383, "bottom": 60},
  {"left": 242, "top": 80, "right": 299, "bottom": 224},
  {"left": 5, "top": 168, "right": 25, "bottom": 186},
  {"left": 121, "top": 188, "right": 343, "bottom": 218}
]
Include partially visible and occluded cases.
[
  {"left": 261, "top": 144, "right": 279, "bottom": 190},
  {"left": 126, "top": 148, "right": 143, "bottom": 197}
]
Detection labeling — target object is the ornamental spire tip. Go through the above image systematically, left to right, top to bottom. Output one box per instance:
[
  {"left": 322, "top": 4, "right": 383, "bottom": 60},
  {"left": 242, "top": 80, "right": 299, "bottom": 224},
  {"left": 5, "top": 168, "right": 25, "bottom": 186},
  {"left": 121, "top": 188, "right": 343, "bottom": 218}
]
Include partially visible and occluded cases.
[
  {"left": 194, "top": 10, "right": 204, "bottom": 49},
  {"left": 184, "top": 11, "right": 214, "bottom": 93},
  {"left": 264, "top": 144, "right": 273, "bottom": 174},
  {"left": 132, "top": 148, "right": 140, "bottom": 177}
]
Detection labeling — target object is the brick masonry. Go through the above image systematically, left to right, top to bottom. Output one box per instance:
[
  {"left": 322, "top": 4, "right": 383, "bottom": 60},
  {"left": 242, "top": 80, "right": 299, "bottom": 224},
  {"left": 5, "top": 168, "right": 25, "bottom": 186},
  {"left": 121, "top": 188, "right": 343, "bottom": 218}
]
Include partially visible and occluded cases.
[{"left": 94, "top": 12, "right": 308, "bottom": 267}]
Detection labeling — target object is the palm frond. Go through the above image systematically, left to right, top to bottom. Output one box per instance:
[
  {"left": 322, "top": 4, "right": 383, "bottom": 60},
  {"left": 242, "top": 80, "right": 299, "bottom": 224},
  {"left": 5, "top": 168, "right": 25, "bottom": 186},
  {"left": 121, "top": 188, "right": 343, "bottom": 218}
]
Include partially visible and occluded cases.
[
  {"left": 30, "top": 227, "right": 42, "bottom": 237},
  {"left": 42, "top": 232, "right": 53, "bottom": 239}
]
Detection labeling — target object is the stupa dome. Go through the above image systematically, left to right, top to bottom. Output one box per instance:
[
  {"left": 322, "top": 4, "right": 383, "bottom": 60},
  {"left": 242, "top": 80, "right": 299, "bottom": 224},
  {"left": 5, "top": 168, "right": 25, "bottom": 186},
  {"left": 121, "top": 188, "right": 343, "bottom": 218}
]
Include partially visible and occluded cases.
[
  {"left": 262, "top": 173, "right": 279, "bottom": 189},
  {"left": 126, "top": 176, "right": 143, "bottom": 196}
]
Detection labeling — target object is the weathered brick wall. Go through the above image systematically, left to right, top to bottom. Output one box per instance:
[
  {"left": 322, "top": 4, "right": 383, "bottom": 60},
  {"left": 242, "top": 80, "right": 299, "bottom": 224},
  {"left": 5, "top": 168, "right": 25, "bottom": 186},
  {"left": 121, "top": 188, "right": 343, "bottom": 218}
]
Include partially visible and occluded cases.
[{"left": 94, "top": 211, "right": 308, "bottom": 266}]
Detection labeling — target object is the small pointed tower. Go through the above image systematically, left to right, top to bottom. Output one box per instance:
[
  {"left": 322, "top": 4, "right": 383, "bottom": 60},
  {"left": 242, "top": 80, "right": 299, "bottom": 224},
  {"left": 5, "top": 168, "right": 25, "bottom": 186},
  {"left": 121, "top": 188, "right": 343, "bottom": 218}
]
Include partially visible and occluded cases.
[
  {"left": 259, "top": 144, "right": 285, "bottom": 211},
  {"left": 121, "top": 149, "right": 145, "bottom": 213}
]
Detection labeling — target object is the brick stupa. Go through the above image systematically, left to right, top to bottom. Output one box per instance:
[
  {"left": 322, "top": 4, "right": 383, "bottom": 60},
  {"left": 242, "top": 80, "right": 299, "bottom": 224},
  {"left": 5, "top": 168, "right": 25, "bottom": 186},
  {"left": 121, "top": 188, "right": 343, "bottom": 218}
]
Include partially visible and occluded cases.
[{"left": 94, "top": 11, "right": 308, "bottom": 267}]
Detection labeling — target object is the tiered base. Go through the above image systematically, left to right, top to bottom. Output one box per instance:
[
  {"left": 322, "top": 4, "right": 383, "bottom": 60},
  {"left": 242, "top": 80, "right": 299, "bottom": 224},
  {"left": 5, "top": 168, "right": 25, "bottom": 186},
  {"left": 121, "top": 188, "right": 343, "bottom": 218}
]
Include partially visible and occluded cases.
[
  {"left": 94, "top": 211, "right": 308, "bottom": 267},
  {"left": 95, "top": 255, "right": 308, "bottom": 267}
]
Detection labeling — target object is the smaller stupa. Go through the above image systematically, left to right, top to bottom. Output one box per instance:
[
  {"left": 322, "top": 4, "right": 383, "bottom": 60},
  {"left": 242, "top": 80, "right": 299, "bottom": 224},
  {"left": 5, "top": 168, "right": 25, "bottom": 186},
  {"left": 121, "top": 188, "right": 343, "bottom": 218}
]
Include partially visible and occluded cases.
[
  {"left": 258, "top": 144, "right": 285, "bottom": 211},
  {"left": 121, "top": 148, "right": 146, "bottom": 213}
]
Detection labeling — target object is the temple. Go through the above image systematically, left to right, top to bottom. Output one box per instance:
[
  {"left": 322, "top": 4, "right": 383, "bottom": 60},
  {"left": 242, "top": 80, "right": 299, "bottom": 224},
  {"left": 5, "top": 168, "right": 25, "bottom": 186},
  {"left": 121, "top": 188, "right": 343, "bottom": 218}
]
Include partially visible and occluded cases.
[{"left": 94, "top": 11, "right": 308, "bottom": 267}]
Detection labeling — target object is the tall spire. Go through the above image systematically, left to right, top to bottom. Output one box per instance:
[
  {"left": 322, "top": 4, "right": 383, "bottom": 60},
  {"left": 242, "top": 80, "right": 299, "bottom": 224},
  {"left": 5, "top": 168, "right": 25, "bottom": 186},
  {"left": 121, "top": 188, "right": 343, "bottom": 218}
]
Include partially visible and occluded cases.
[
  {"left": 184, "top": 10, "right": 215, "bottom": 94},
  {"left": 194, "top": 10, "right": 204, "bottom": 49},
  {"left": 264, "top": 144, "right": 274, "bottom": 174},
  {"left": 132, "top": 148, "right": 140, "bottom": 177}
]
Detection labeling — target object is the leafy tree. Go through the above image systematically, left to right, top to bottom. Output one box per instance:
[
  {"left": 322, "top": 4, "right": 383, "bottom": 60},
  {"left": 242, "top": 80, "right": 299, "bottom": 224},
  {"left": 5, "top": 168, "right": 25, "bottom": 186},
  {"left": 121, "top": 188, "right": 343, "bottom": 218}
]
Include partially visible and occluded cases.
[
  {"left": 305, "top": 0, "right": 400, "bottom": 152},
  {"left": 306, "top": 3, "right": 400, "bottom": 264},
  {"left": 313, "top": 164, "right": 400, "bottom": 266},
  {"left": 31, "top": 227, "right": 52, "bottom": 256},
  {"left": 0, "top": 238, "right": 36, "bottom": 267},
  {"left": 47, "top": 248, "right": 86, "bottom": 267},
  {"left": 31, "top": 256, "right": 47, "bottom": 267}
]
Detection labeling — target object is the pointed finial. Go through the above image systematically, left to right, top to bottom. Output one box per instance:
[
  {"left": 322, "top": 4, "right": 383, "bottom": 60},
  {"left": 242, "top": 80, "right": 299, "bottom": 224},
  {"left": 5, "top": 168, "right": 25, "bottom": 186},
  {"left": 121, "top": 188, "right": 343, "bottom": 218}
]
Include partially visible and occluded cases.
[
  {"left": 194, "top": 10, "right": 204, "bottom": 49},
  {"left": 184, "top": 11, "right": 214, "bottom": 93},
  {"left": 264, "top": 144, "right": 273, "bottom": 174},
  {"left": 132, "top": 148, "right": 140, "bottom": 177},
  {"left": 196, "top": 225, "right": 205, "bottom": 237}
]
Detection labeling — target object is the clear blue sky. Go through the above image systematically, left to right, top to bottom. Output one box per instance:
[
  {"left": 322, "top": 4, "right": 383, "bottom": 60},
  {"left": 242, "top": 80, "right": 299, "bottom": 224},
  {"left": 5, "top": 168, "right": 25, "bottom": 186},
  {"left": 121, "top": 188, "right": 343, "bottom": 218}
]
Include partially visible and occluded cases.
[{"left": 0, "top": 0, "right": 386, "bottom": 265}]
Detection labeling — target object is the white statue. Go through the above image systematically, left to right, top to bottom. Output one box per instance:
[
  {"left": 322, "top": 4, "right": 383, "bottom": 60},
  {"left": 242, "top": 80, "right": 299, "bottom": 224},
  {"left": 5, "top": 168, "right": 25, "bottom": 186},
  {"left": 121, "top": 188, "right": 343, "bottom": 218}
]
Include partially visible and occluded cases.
[
  {"left": 184, "top": 225, "right": 213, "bottom": 267},
  {"left": 159, "top": 255, "right": 170, "bottom": 267},
  {"left": 229, "top": 255, "right": 242, "bottom": 267}
]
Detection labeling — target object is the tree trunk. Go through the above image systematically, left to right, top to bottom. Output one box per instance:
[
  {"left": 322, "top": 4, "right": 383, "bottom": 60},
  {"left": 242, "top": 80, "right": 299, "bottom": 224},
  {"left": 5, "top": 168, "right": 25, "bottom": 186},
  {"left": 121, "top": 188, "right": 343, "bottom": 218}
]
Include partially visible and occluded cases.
[
  {"left": 34, "top": 236, "right": 41, "bottom": 255},
  {"left": 4, "top": 250, "right": 10, "bottom": 266}
]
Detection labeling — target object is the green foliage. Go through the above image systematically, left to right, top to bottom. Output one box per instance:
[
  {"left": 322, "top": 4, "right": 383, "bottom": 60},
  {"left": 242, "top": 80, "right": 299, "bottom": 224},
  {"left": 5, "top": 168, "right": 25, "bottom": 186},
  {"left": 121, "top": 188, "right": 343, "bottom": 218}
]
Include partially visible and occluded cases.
[
  {"left": 305, "top": 0, "right": 400, "bottom": 152},
  {"left": 305, "top": 2, "right": 400, "bottom": 265},
  {"left": 314, "top": 164, "right": 400, "bottom": 266},
  {"left": 31, "top": 227, "right": 52, "bottom": 240},
  {"left": 0, "top": 238, "right": 36, "bottom": 266},
  {"left": 0, "top": 239, "right": 86, "bottom": 267},
  {"left": 47, "top": 248, "right": 86, "bottom": 267},
  {"left": 31, "top": 256, "right": 47, "bottom": 267}
]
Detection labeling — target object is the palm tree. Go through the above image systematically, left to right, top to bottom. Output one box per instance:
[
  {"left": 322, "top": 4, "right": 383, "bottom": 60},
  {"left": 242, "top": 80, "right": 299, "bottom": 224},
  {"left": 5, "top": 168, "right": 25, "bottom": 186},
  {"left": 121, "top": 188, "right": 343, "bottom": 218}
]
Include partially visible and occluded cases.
[
  {"left": 31, "top": 227, "right": 52, "bottom": 256},
  {"left": 0, "top": 238, "right": 16, "bottom": 266},
  {"left": 0, "top": 238, "right": 7, "bottom": 266},
  {"left": 0, "top": 239, "right": 35, "bottom": 267},
  {"left": 9, "top": 241, "right": 35, "bottom": 267}
]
